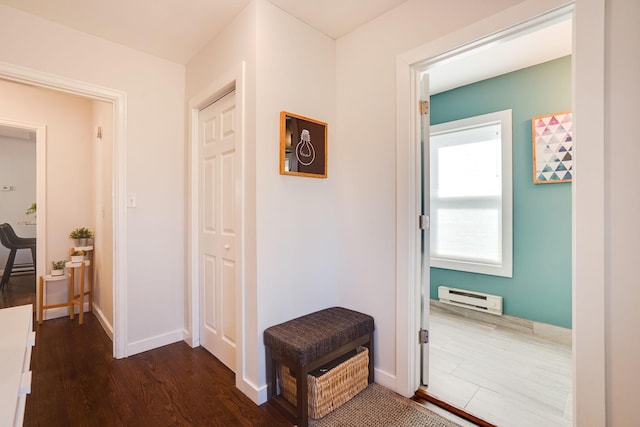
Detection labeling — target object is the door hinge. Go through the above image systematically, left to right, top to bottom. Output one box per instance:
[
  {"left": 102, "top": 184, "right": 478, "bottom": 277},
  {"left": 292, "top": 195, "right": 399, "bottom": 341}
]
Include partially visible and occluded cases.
[
  {"left": 419, "top": 100, "right": 429, "bottom": 115},
  {"left": 419, "top": 215, "right": 430, "bottom": 230},
  {"left": 419, "top": 329, "right": 429, "bottom": 344}
]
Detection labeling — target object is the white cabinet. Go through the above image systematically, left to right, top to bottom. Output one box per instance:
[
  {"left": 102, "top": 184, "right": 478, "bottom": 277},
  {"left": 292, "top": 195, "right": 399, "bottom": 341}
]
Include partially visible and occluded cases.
[{"left": 0, "top": 305, "right": 34, "bottom": 427}]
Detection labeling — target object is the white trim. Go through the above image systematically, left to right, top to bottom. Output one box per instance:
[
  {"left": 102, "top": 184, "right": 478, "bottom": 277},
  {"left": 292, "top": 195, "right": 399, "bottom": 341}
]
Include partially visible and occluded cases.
[
  {"left": 572, "top": 0, "right": 606, "bottom": 424},
  {"left": 400, "top": 2, "right": 574, "bottom": 67},
  {"left": 395, "top": 55, "right": 422, "bottom": 397},
  {"left": 0, "top": 61, "right": 128, "bottom": 359},
  {"left": 186, "top": 61, "right": 247, "bottom": 391},
  {"left": 113, "top": 92, "right": 128, "bottom": 359},
  {"left": 429, "top": 109, "right": 513, "bottom": 278},
  {"left": 35, "top": 125, "right": 46, "bottom": 316},
  {"left": 41, "top": 301, "right": 93, "bottom": 322},
  {"left": 92, "top": 304, "right": 114, "bottom": 340},
  {"left": 41, "top": 306, "right": 71, "bottom": 321},
  {"left": 127, "top": 329, "right": 183, "bottom": 356},
  {"left": 373, "top": 368, "right": 397, "bottom": 391},
  {"left": 237, "top": 377, "right": 263, "bottom": 404}
]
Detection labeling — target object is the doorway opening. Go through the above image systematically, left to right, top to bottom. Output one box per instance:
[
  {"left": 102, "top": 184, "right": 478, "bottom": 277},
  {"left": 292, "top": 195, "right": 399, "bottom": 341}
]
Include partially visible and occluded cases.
[
  {"left": 395, "top": 3, "right": 579, "bottom": 426},
  {"left": 418, "top": 11, "right": 573, "bottom": 426},
  {"left": 0, "top": 63, "right": 127, "bottom": 359},
  {"left": 0, "top": 122, "right": 38, "bottom": 309}
]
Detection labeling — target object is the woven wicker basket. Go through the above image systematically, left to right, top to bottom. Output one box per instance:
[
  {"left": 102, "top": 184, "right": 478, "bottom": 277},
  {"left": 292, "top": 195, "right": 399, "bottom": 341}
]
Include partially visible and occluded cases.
[{"left": 279, "top": 347, "right": 369, "bottom": 419}]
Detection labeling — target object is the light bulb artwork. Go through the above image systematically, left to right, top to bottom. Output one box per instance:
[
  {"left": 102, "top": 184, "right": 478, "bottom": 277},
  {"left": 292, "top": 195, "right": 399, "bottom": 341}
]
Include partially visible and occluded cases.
[
  {"left": 280, "top": 111, "right": 327, "bottom": 178},
  {"left": 295, "top": 129, "right": 315, "bottom": 166}
]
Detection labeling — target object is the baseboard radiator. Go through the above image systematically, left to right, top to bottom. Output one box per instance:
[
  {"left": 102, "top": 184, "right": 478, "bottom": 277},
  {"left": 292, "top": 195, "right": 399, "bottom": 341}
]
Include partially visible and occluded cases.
[{"left": 438, "top": 286, "right": 503, "bottom": 316}]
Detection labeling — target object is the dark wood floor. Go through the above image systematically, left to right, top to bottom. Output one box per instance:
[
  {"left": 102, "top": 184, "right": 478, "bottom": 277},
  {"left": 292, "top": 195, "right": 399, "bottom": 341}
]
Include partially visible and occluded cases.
[
  {"left": 0, "top": 273, "right": 36, "bottom": 309},
  {"left": 10, "top": 274, "right": 470, "bottom": 426},
  {"left": 24, "top": 312, "right": 293, "bottom": 427}
]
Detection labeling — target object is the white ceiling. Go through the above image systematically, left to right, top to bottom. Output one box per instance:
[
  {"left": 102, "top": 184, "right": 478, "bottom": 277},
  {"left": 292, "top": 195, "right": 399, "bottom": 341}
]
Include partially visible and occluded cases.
[
  {"left": 0, "top": 0, "right": 409, "bottom": 64},
  {"left": 0, "top": 0, "right": 572, "bottom": 100},
  {"left": 428, "top": 18, "right": 572, "bottom": 94}
]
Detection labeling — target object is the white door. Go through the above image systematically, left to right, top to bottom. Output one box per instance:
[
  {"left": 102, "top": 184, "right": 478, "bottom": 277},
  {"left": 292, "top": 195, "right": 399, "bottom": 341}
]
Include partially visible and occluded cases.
[
  {"left": 420, "top": 73, "right": 431, "bottom": 386},
  {"left": 198, "top": 90, "right": 237, "bottom": 371}
]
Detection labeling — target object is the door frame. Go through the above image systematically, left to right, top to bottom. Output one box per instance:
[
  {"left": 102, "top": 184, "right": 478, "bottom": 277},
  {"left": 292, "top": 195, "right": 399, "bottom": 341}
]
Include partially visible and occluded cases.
[
  {"left": 395, "top": 0, "right": 606, "bottom": 424},
  {"left": 415, "top": 4, "right": 568, "bottom": 389},
  {"left": 0, "top": 61, "right": 128, "bottom": 358},
  {"left": 186, "top": 61, "right": 246, "bottom": 388}
]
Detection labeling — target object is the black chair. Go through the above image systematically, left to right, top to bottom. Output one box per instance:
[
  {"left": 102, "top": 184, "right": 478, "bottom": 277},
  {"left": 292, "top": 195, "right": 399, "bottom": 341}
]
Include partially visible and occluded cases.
[{"left": 0, "top": 223, "right": 36, "bottom": 290}]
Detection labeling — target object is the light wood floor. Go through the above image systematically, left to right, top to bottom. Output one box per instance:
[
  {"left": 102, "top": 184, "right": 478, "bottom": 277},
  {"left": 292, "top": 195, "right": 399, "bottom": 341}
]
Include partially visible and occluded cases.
[{"left": 424, "top": 305, "right": 573, "bottom": 427}]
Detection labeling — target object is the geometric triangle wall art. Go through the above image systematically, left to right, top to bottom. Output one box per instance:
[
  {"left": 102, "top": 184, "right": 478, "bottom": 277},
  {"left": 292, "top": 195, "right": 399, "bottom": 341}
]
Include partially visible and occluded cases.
[{"left": 532, "top": 110, "right": 573, "bottom": 184}]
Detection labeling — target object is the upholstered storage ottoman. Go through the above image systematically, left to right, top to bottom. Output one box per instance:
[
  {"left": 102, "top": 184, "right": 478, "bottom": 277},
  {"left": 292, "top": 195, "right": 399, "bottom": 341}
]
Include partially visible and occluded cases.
[{"left": 264, "top": 307, "right": 374, "bottom": 427}]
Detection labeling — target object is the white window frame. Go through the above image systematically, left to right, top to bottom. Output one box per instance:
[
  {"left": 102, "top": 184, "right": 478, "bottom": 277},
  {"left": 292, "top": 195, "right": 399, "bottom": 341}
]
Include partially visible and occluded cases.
[{"left": 430, "top": 109, "right": 513, "bottom": 277}]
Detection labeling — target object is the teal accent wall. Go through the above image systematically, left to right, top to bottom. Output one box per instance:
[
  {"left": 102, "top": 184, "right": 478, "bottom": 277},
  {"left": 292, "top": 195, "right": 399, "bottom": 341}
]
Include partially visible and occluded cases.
[{"left": 430, "top": 56, "right": 572, "bottom": 328}]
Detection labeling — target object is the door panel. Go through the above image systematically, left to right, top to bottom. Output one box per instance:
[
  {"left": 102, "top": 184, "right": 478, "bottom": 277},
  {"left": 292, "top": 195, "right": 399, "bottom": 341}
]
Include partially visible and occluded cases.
[
  {"left": 420, "top": 73, "right": 431, "bottom": 386},
  {"left": 199, "top": 90, "right": 237, "bottom": 371},
  {"left": 204, "top": 254, "right": 216, "bottom": 328},
  {"left": 222, "top": 259, "right": 236, "bottom": 342}
]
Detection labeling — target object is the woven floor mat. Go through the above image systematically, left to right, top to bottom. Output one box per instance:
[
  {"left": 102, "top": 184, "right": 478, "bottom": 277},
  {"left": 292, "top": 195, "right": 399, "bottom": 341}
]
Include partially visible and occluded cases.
[{"left": 308, "top": 383, "right": 461, "bottom": 427}]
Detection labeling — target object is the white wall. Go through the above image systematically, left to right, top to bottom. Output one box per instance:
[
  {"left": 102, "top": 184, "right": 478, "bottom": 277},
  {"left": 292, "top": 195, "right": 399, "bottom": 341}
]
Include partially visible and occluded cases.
[
  {"left": 185, "top": 0, "right": 337, "bottom": 404},
  {"left": 185, "top": 0, "right": 259, "bottom": 400},
  {"left": 255, "top": 0, "right": 338, "bottom": 387},
  {"left": 334, "top": 0, "right": 527, "bottom": 389},
  {"left": 336, "top": 0, "right": 640, "bottom": 424},
  {"left": 604, "top": 0, "right": 640, "bottom": 424},
  {"left": 0, "top": 5, "right": 186, "bottom": 355},
  {"left": 92, "top": 100, "right": 114, "bottom": 331}
]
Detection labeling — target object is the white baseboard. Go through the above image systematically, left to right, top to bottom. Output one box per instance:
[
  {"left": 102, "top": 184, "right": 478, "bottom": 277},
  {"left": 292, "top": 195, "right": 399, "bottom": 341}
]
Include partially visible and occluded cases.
[
  {"left": 431, "top": 300, "right": 572, "bottom": 346},
  {"left": 42, "top": 302, "right": 91, "bottom": 321},
  {"left": 40, "top": 303, "right": 114, "bottom": 342},
  {"left": 92, "top": 305, "right": 113, "bottom": 340},
  {"left": 41, "top": 306, "right": 70, "bottom": 321},
  {"left": 126, "top": 329, "right": 184, "bottom": 357},
  {"left": 182, "top": 329, "right": 199, "bottom": 348},
  {"left": 374, "top": 368, "right": 397, "bottom": 391},
  {"left": 238, "top": 377, "right": 265, "bottom": 405}
]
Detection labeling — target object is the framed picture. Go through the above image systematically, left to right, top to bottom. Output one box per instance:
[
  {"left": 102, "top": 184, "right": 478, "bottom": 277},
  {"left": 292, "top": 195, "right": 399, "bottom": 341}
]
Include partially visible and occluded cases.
[
  {"left": 532, "top": 110, "right": 573, "bottom": 184},
  {"left": 280, "top": 111, "right": 327, "bottom": 178}
]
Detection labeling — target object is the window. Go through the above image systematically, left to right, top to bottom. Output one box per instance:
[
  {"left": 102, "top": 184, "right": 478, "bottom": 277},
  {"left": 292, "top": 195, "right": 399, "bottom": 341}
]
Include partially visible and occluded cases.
[{"left": 429, "top": 110, "right": 512, "bottom": 277}]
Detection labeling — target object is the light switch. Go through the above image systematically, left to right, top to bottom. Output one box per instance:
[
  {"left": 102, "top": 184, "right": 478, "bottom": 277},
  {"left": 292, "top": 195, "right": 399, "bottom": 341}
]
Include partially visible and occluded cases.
[{"left": 127, "top": 193, "right": 137, "bottom": 208}]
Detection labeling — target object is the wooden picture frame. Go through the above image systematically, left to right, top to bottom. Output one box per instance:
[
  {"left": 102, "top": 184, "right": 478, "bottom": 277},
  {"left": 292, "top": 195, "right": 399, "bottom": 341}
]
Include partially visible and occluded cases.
[
  {"left": 532, "top": 110, "right": 573, "bottom": 184},
  {"left": 280, "top": 111, "right": 327, "bottom": 178}
]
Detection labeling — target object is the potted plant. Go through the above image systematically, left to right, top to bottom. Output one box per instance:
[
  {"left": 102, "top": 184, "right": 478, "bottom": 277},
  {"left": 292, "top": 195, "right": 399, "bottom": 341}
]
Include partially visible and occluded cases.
[
  {"left": 25, "top": 203, "right": 36, "bottom": 216},
  {"left": 69, "top": 227, "right": 93, "bottom": 246},
  {"left": 70, "top": 250, "right": 85, "bottom": 263},
  {"left": 51, "top": 260, "right": 65, "bottom": 276}
]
